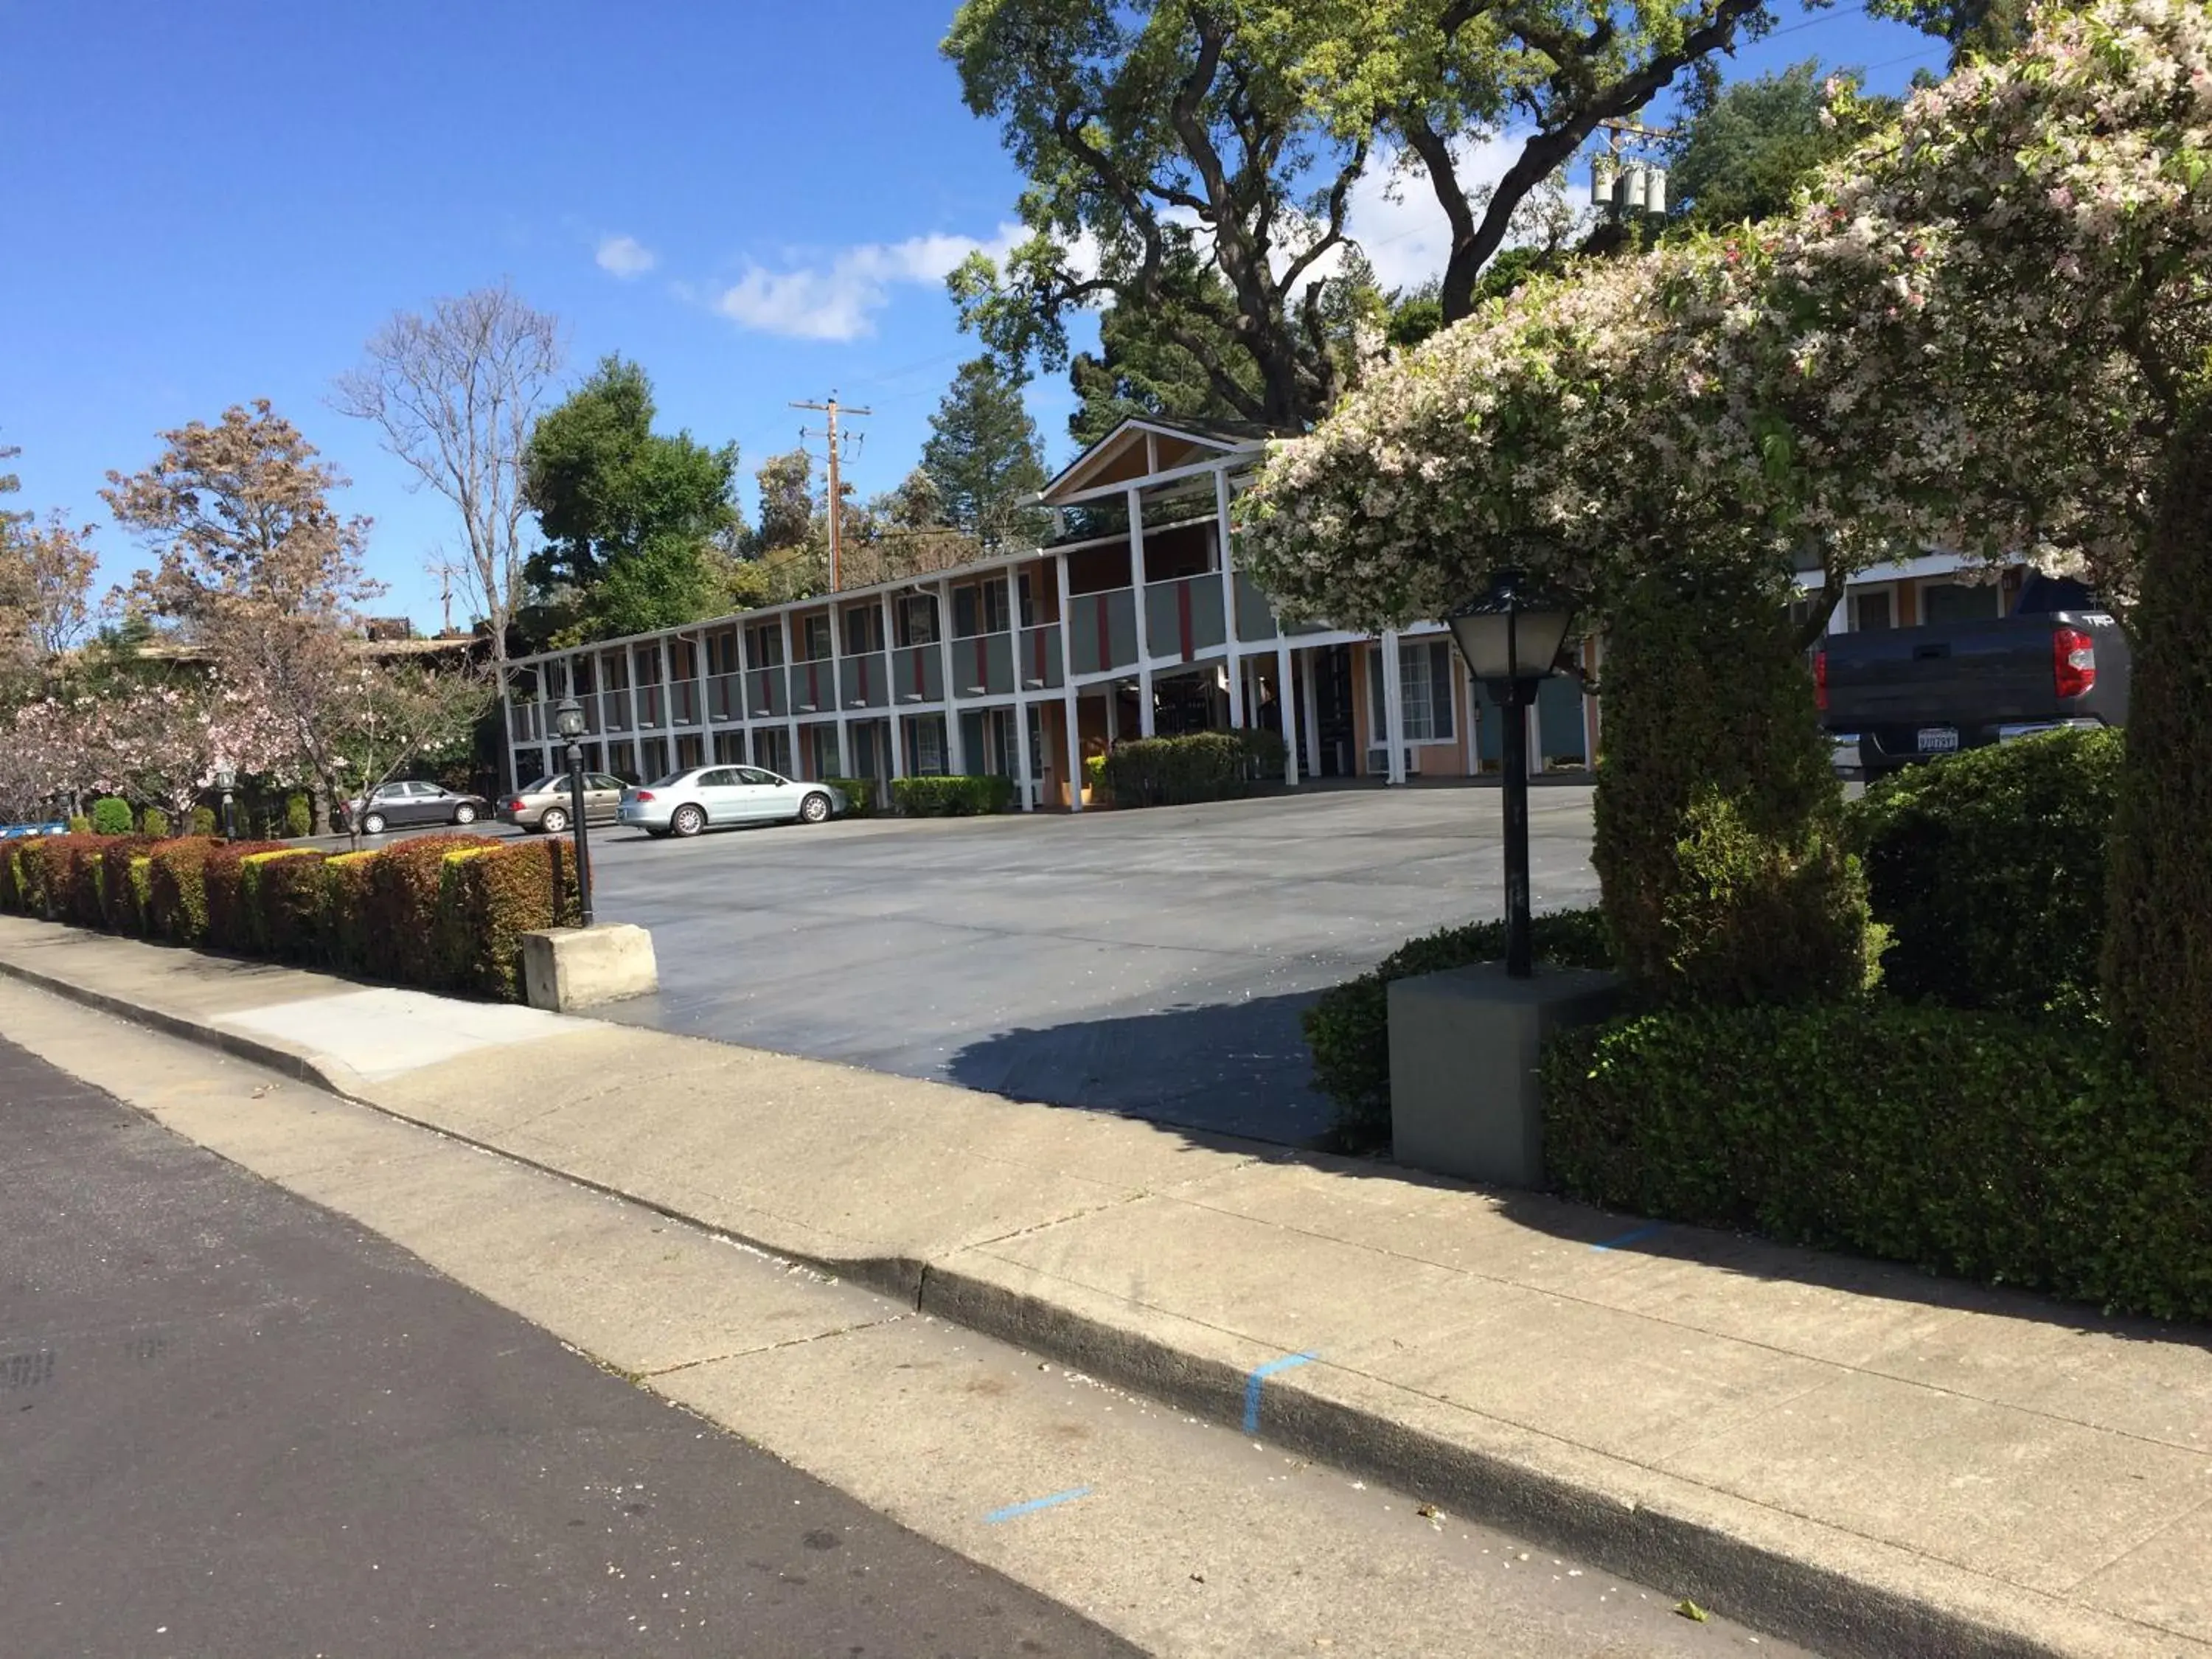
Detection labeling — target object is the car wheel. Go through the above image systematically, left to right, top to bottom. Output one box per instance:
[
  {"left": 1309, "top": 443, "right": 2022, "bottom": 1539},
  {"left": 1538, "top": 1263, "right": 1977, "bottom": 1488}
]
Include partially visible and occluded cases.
[
  {"left": 799, "top": 792, "right": 832, "bottom": 824},
  {"left": 453, "top": 802, "right": 479, "bottom": 824},
  {"left": 670, "top": 804, "right": 706, "bottom": 838},
  {"left": 539, "top": 806, "right": 568, "bottom": 835},
  {"left": 361, "top": 812, "right": 387, "bottom": 836}
]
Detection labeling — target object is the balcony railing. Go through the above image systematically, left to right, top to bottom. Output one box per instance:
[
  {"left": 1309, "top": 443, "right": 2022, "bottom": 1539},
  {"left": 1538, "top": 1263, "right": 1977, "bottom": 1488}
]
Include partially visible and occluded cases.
[
  {"left": 1234, "top": 571, "right": 1279, "bottom": 641},
  {"left": 1144, "top": 573, "right": 1227, "bottom": 663},
  {"left": 1068, "top": 588, "right": 1139, "bottom": 676},
  {"left": 1018, "top": 625, "right": 1063, "bottom": 690},
  {"left": 950, "top": 630, "right": 1015, "bottom": 700},
  {"left": 890, "top": 643, "right": 945, "bottom": 706},
  {"left": 839, "top": 651, "right": 889, "bottom": 710},
  {"left": 788, "top": 659, "right": 834, "bottom": 715},
  {"left": 745, "top": 666, "right": 788, "bottom": 720},
  {"left": 709, "top": 672, "right": 743, "bottom": 723}
]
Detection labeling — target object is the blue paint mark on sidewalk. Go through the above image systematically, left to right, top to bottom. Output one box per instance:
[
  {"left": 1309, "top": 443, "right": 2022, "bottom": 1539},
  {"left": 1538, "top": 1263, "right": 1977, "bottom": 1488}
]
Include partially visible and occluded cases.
[
  {"left": 1590, "top": 1221, "right": 1669, "bottom": 1252},
  {"left": 1242, "top": 1350, "right": 1318, "bottom": 1435},
  {"left": 983, "top": 1486, "right": 1093, "bottom": 1525}
]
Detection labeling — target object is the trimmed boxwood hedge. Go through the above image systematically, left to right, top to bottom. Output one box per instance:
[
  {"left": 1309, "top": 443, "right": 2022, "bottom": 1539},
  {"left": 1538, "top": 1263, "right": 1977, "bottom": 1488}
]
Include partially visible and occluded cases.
[
  {"left": 1848, "top": 726, "right": 2121, "bottom": 1021},
  {"left": 1096, "top": 730, "right": 1288, "bottom": 808},
  {"left": 891, "top": 775, "right": 1015, "bottom": 817},
  {"left": 823, "top": 776, "right": 878, "bottom": 818},
  {"left": 0, "top": 831, "right": 581, "bottom": 1004},
  {"left": 1304, "top": 908, "right": 1615, "bottom": 1150},
  {"left": 1543, "top": 1000, "right": 2212, "bottom": 1322}
]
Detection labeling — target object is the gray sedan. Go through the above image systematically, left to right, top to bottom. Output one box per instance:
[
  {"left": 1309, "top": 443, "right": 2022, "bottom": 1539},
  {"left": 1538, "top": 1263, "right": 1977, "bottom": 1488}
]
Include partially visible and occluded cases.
[
  {"left": 618, "top": 766, "right": 846, "bottom": 839},
  {"left": 499, "top": 773, "right": 627, "bottom": 835}
]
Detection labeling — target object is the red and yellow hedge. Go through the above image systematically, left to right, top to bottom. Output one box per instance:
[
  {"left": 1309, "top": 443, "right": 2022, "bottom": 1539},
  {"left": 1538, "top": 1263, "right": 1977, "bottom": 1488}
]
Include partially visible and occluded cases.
[{"left": 0, "top": 831, "right": 583, "bottom": 1004}]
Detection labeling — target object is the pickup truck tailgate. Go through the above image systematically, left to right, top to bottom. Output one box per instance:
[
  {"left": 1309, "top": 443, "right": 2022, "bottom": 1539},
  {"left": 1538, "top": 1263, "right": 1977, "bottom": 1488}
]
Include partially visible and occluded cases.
[{"left": 1825, "top": 619, "right": 2067, "bottom": 727}]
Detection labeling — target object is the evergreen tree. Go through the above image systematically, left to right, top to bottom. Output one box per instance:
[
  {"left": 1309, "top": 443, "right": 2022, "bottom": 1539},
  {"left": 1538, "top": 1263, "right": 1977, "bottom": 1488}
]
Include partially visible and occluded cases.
[{"left": 920, "top": 358, "right": 1049, "bottom": 549}]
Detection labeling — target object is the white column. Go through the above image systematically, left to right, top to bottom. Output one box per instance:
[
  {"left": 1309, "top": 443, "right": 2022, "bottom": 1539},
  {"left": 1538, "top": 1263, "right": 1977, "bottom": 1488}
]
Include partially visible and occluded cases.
[
  {"left": 1213, "top": 467, "right": 1245, "bottom": 728},
  {"left": 1127, "top": 485, "right": 1154, "bottom": 737},
  {"left": 1057, "top": 552, "right": 1082, "bottom": 813},
  {"left": 1009, "top": 563, "right": 1033, "bottom": 810},
  {"left": 937, "top": 580, "right": 964, "bottom": 773},
  {"left": 881, "top": 591, "right": 906, "bottom": 783},
  {"left": 829, "top": 601, "right": 850, "bottom": 779},
  {"left": 779, "top": 611, "right": 799, "bottom": 778},
  {"left": 735, "top": 618, "right": 754, "bottom": 765},
  {"left": 1380, "top": 630, "right": 1406, "bottom": 786},
  {"left": 1275, "top": 635, "right": 1298, "bottom": 789},
  {"left": 658, "top": 636, "right": 675, "bottom": 735},
  {"left": 1300, "top": 646, "right": 1321, "bottom": 779}
]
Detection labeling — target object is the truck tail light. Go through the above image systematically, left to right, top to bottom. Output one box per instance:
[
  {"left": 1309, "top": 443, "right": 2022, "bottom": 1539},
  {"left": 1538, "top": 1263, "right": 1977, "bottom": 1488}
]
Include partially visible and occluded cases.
[
  {"left": 2053, "top": 627, "right": 2096, "bottom": 700},
  {"left": 1814, "top": 649, "right": 1828, "bottom": 712}
]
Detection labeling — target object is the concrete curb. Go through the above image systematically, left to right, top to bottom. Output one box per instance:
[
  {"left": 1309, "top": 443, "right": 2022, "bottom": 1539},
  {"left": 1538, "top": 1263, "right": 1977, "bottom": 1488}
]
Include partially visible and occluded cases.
[{"left": 0, "top": 945, "right": 2090, "bottom": 1659}]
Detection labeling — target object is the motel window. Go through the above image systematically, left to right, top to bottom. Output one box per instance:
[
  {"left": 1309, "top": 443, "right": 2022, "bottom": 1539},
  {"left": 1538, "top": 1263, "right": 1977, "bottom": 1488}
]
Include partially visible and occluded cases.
[
  {"left": 1920, "top": 580, "right": 2000, "bottom": 625},
  {"left": 1851, "top": 588, "right": 1893, "bottom": 632},
  {"left": 898, "top": 594, "right": 939, "bottom": 647},
  {"left": 844, "top": 605, "right": 882, "bottom": 655},
  {"left": 799, "top": 614, "right": 832, "bottom": 661},
  {"left": 1366, "top": 639, "right": 1457, "bottom": 745}
]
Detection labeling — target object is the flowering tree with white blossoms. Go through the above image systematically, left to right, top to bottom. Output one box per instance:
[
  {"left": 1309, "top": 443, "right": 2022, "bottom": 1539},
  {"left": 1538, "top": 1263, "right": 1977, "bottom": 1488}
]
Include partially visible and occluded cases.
[{"left": 1240, "top": 1, "right": 2212, "bottom": 1075}]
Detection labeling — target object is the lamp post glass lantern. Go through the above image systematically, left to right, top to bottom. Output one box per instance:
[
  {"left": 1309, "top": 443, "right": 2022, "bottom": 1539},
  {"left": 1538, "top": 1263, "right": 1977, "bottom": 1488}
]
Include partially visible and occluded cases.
[
  {"left": 1446, "top": 571, "right": 1577, "bottom": 979},
  {"left": 552, "top": 696, "right": 594, "bottom": 928},
  {"left": 213, "top": 765, "right": 237, "bottom": 841}
]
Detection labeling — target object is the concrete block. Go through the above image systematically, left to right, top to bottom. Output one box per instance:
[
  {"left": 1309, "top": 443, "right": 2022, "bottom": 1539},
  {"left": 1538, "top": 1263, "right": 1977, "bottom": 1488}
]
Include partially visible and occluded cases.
[
  {"left": 521, "top": 923, "right": 659, "bottom": 1012},
  {"left": 1387, "top": 961, "right": 1622, "bottom": 1187}
]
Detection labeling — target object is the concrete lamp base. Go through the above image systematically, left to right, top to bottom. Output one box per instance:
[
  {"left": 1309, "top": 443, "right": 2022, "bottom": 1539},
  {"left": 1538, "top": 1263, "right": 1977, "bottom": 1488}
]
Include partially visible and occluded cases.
[
  {"left": 521, "top": 923, "right": 659, "bottom": 1012},
  {"left": 1387, "top": 961, "right": 1624, "bottom": 1188}
]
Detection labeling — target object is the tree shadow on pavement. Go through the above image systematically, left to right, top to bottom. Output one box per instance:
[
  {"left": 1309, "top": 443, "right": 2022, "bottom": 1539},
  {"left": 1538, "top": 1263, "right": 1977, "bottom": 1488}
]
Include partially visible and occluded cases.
[{"left": 943, "top": 990, "right": 1337, "bottom": 1147}]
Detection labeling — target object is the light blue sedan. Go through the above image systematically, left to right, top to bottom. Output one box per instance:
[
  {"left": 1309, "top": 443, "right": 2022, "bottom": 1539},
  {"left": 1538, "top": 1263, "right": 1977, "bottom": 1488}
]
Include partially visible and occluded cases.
[{"left": 618, "top": 766, "right": 846, "bottom": 839}]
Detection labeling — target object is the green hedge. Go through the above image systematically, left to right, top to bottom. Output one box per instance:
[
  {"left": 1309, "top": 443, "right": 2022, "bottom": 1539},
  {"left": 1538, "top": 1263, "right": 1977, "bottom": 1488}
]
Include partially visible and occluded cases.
[
  {"left": 1850, "top": 728, "right": 2121, "bottom": 1021},
  {"left": 1097, "top": 730, "right": 1288, "bottom": 808},
  {"left": 892, "top": 775, "right": 1015, "bottom": 817},
  {"left": 822, "top": 776, "right": 878, "bottom": 818},
  {"left": 91, "top": 797, "right": 133, "bottom": 836},
  {"left": 140, "top": 807, "right": 171, "bottom": 838},
  {"left": 0, "top": 830, "right": 579, "bottom": 1004},
  {"left": 1304, "top": 908, "right": 1615, "bottom": 1149},
  {"left": 1543, "top": 1000, "right": 2212, "bottom": 1321}
]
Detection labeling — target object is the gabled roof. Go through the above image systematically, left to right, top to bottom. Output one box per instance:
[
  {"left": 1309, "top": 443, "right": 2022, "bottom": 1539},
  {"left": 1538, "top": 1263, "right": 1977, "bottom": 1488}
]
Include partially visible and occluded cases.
[{"left": 1037, "top": 416, "right": 1270, "bottom": 507}]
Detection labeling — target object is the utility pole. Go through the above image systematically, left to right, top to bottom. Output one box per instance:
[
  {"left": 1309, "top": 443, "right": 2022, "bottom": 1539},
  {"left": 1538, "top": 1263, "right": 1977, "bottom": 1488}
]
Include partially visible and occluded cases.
[{"left": 793, "top": 394, "right": 872, "bottom": 592}]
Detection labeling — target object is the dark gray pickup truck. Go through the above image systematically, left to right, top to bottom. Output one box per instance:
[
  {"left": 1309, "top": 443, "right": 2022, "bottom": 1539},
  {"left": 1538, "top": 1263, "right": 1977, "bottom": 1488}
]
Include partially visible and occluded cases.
[{"left": 1819, "top": 575, "right": 2130, "bottom": 776}]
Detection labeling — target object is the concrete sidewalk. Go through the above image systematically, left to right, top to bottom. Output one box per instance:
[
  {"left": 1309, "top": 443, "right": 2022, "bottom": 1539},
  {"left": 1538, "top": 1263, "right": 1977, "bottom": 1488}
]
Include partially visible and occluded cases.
[{"left": 1, "top": 914, "right": 2207, "bottom": 1659}]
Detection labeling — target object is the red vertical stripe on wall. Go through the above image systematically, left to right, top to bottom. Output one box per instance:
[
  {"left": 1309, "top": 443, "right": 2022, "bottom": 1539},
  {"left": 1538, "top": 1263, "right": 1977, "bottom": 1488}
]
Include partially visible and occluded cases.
[
  {"left": 1177, "top": 580, "right": 1194, "bottom": 661},
  {"left": 1096, "top": 600, "right": 1110, "bottom": 672},
  {"left": 975, "top": 636, "right": 987, "bottom": 687}
]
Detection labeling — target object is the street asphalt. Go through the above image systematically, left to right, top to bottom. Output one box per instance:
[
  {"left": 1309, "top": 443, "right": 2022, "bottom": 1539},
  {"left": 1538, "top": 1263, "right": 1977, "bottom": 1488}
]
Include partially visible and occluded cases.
[
  {"left": 582, "top": 782, "right": 1601, "bottom": 1144},
  {"left": 0, "top": 1034, "right": 1141, "bottom": 1659}
]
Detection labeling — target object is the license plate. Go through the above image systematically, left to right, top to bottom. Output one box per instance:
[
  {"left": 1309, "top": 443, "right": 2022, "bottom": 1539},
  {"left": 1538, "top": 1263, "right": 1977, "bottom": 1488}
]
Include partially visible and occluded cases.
[{"left": 1916, "top": 726, "right": 1960, "bottom": 754}]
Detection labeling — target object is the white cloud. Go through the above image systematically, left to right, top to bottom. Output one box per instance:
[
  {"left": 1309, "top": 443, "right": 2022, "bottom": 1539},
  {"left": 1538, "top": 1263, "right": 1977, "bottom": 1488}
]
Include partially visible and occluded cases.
[
  {"left": 1285, "top": 133, "right": 1595, "bottom": 295},
  {"left": 709, "top": 223, "right": 1026, "bottom": 342},
  {"left": 595, "top": 234, "right": 658, "bottom": 279}
]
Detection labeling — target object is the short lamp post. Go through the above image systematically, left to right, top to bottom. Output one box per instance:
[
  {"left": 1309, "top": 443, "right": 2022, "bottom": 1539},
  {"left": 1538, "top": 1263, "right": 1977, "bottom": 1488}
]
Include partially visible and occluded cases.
[
  {"left": 1446, "top": 571, "right": 1578, "bottom": 980},
  {"left": 553, "top": 696, "right": 595, "bottom": 928},
  {"left": 213, "top": 765, "right": 237, "bottom": 841}
]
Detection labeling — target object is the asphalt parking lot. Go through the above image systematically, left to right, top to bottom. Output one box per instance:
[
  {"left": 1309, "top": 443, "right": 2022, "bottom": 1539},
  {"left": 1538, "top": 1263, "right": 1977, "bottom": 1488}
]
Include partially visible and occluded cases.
[{"left": 583, "top": 783, "right": 1600, "bottom": 1145}]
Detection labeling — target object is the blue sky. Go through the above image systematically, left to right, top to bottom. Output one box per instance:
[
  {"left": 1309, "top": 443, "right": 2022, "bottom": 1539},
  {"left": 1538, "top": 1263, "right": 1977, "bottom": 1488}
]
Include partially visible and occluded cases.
[{"left": 1, "top": 0, "right": 1943, "bottom": 630}]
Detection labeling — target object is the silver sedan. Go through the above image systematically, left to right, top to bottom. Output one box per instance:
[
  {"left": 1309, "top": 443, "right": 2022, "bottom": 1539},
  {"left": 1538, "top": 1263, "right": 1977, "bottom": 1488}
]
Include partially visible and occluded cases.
[{"left": 618, "top": 766, "right": 846, "bottom": 839}]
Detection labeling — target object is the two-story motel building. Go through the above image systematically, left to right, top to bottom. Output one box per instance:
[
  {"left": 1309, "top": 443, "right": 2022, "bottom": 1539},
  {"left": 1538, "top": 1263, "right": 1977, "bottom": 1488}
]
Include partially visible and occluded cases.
[{"left": 498, "top": 416, "right": 2011, "bottom": 805}]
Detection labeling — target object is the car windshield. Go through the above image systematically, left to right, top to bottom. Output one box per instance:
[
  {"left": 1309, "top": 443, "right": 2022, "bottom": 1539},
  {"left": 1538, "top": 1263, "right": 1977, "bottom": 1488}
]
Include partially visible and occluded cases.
[
  {"left": 644, "top": 772, "right": 689, "bottom": 790},
  {"left": 521, "top": 777, "right": 563, "bottom": 795}
]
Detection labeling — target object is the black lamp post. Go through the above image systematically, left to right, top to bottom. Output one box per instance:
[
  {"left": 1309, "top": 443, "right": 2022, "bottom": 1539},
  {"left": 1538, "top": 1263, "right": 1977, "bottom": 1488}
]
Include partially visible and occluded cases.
[
  {"left": 1447, "top": 571, "right": 1577, "bottom": 979},
  {"left": 553, "top": 696, "right": 595, "bottom": 928},
  {"left": 214, "top": 765, "right": 237, "bottom": 841}
]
